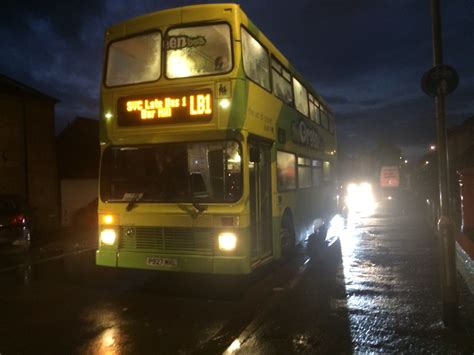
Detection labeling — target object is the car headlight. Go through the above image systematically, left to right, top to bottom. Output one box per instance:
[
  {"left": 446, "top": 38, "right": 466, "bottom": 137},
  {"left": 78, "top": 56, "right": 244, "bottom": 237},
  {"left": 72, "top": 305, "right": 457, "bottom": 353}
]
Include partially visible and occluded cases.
[
  {"left": 345, "top": 182, "right": 376, "bottom": 214},
  {"left": 100, "top": 229, "right": 117, "bottom": 245},
  {"left": 218, "top": 232, "right": 237, "bottom": 251}
]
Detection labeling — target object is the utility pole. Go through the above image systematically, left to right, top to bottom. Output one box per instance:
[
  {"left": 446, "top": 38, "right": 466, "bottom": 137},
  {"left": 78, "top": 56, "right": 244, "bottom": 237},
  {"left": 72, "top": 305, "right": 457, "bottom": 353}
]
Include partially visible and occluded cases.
[{"left": 430, "top": 0, "right": 458, "bottom": 327}]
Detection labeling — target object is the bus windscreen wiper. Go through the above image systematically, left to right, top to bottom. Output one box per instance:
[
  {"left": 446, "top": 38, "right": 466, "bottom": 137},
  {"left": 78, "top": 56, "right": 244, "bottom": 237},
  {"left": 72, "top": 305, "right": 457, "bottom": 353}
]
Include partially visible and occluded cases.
[{"left": 126, "top": 193, "right": 144, "bottom": 212}]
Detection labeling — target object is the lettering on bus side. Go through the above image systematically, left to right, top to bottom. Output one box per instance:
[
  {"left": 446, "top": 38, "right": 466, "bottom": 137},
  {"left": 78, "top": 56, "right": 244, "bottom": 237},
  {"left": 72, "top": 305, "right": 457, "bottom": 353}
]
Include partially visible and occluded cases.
[{"left": 290, "top": 119, "right": 324, "bottom": 150}]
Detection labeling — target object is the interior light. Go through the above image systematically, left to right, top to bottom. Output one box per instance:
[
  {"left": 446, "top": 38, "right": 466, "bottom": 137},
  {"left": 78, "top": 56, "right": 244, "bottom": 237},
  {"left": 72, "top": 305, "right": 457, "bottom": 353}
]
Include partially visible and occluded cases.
[
  {"left": 167, "top": 51, "right": 192, "bottom": 78},
  {"left": 228, "top": 151, "right": 241, "bottom": 163},
  {"left": 218, "top": 232, "right": 237, "bottom": 251}
]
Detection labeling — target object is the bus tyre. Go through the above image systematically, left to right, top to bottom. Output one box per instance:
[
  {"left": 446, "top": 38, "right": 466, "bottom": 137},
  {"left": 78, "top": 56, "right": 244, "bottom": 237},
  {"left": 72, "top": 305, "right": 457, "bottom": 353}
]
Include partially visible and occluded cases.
[{"left": 280, "top": 218, "right": 295, "bottom": 259}]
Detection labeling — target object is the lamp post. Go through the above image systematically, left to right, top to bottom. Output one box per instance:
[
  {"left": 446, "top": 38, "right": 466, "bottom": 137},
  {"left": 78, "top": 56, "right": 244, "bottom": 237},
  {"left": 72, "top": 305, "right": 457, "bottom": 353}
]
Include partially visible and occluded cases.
[{"left": 430, "top": 0, "right": 458, "bottom": 327}]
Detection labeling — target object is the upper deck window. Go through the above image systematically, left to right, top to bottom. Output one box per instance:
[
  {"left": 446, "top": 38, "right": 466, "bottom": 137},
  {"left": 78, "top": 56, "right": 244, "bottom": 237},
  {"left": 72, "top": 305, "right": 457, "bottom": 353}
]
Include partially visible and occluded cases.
[
  {"left": 166, "top": 24, "right": 232, "bottom": 79},
  {"left": 241, "top": 27, "right": 271, "bottom": 91},
  {"left": 106, "top": 32, "right": 162, "bottom": 87},
  {"left": 271, "top": 57, "right": 293, "bottom": 104},
  {"left": 293, "top": 78, "right": 308, "bottom": 117}
]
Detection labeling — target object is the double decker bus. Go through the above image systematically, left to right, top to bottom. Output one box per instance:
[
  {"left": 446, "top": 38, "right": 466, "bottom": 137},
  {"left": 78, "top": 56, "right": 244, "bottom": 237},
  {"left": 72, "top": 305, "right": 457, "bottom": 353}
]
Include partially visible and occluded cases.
[{"left": 96, "top": 3, "right": 337, "bottom": 274}]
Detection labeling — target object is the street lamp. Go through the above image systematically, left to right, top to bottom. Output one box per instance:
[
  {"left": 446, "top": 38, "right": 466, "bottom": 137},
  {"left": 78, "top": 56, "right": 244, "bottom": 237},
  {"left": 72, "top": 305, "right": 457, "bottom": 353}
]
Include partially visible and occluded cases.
[{"left": 430, "top": 144, "right": 436, "bottom": 151}]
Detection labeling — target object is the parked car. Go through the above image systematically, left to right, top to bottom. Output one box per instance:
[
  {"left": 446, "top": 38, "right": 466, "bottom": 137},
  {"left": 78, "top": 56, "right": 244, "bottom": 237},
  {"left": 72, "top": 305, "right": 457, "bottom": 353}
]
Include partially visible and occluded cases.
[{"left": 0, "top": 195, "right": 33, "bottom": 252}]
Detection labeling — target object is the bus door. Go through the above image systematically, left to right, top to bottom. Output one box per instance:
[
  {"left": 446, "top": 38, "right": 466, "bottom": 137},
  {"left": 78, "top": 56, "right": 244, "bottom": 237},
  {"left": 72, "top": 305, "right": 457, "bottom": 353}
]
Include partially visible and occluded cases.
[{"left": 248, "top": 139, "right": 273, "bottom": 261}]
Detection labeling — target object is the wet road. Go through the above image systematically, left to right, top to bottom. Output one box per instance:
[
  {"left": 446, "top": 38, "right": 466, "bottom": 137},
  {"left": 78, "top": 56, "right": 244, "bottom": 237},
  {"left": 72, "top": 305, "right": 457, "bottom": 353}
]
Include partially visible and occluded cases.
[{"left": 1, "top": 201, "right": 473, "bottom": 354}]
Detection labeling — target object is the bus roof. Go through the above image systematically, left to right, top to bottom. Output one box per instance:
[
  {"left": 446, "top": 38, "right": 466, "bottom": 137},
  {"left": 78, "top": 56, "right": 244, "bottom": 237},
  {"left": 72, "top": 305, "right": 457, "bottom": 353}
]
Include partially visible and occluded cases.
[{"left": 106, "top": 3, "right": 331, "bottom": 113}]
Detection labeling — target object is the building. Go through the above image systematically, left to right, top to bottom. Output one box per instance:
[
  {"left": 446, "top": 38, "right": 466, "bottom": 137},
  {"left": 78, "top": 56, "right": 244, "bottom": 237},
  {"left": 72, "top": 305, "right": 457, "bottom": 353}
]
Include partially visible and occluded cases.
[
  {"left": 0, "top": 74, "right": 60, "bottom": 238},
  {"left": 448, "top": 116, "right": 474, "bottom": 172},
  {"left": 56, "top": 117, "right": 99, "bottom": 227}
]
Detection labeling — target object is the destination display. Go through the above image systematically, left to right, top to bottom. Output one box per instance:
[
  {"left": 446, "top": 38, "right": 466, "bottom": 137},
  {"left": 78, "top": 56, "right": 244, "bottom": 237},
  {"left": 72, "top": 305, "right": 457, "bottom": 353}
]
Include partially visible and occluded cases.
[{"left": 117, "top": 91, "right": 213, "bottom": 126}]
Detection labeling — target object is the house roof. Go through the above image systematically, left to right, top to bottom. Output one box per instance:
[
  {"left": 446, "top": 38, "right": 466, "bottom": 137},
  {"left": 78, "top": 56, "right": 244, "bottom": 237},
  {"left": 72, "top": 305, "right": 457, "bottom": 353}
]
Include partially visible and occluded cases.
[
  {"left": 0, "top": 73, "right": 59, "bottom": 102},
  {"left": 57, "top": 117, "right": 98, "bottom": 138}
]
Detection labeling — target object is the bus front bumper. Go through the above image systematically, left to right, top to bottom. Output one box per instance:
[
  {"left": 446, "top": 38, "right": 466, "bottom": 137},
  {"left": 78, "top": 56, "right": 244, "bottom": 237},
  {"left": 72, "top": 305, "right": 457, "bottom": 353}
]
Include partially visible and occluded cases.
[{"left": 96, "top": 249, "right": 251, "bottom": 275}]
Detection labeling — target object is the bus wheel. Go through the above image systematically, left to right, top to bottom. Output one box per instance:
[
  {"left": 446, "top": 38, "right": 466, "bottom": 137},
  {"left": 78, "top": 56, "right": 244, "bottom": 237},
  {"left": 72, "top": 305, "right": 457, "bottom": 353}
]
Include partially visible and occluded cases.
[{"left": 280, "top": 218, "right": 295, "bottom": 259}]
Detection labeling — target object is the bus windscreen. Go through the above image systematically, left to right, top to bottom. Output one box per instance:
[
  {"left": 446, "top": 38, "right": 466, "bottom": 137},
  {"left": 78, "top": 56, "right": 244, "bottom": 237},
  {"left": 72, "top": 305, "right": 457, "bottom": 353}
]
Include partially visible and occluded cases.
[
  {"left": 166, "top": 23, "right": 232, "bottom": 79},
  {"left": 100, "top": 141, "right": 242, "bottom": 203}
]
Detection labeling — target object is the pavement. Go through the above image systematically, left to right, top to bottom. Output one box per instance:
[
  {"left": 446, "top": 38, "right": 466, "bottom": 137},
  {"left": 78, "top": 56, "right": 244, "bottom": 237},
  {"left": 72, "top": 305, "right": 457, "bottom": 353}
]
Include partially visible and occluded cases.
[
  {"left": 0, "top": 226, "right": 97, "bottom": 273},
  {"left": 37, "top": 226, "right": 98, "bottom": 251}
]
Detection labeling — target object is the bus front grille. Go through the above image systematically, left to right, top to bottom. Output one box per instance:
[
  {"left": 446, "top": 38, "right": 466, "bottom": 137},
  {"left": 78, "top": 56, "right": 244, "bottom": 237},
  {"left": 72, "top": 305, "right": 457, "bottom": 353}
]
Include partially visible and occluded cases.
[{"left": 119, "top": 227, "right": 214, "bottom": 255}]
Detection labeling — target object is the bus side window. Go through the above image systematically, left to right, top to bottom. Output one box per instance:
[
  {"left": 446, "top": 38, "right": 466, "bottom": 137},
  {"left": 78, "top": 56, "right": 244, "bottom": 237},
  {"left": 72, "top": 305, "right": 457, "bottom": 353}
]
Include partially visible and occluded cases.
[
  {"left": 241, "top": 27, "right": 271, "bottom": 91},
  {"left": 271, "top": 57, "right": 293, "bottom": 105},
  {"left": 292, "top": 78, "right": 309, "bottom": 117},
  {"left": 323, "top": 161, "right": 332, "bottom": 182}
]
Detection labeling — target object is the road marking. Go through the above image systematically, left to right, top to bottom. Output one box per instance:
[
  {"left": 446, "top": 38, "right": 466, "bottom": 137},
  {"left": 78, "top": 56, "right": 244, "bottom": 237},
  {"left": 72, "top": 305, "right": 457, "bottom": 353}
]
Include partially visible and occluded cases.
[{"left": 223, "top": 256, "right": 311, "bottom": 354}]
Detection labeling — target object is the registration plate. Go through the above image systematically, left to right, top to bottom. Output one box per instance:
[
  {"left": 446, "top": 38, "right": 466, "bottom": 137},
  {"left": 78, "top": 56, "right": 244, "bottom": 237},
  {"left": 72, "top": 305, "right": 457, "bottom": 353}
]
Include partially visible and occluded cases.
[{"left": 146, "top": 256, "right": 178, "bottom": 268}]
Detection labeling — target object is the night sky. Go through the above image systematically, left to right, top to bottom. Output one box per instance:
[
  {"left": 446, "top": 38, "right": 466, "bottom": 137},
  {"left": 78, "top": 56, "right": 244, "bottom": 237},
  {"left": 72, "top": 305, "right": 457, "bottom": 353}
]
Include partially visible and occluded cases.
[{"left": 1, "top": 0, "right": 473, "bottom": 159}]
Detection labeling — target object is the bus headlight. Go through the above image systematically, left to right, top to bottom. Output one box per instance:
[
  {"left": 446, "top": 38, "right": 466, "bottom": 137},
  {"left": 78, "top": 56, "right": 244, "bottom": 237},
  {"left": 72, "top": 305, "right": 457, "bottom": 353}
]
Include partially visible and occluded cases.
[
  {"left": 100, "top": 229, "right": 117, "bottom": 245},
  {"left": 218, "top": 232, "right": 237, "bottom": 251}
]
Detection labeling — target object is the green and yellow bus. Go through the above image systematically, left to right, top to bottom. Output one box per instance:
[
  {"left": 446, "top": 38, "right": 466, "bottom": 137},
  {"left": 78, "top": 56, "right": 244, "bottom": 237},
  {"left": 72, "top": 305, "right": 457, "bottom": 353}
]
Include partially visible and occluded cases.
[{"left": 96, "top": 3, "right": 337, "bottom": 274}]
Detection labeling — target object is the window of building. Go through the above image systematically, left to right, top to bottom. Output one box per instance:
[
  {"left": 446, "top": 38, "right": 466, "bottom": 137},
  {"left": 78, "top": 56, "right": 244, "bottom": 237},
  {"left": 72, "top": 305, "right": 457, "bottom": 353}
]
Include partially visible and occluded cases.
[
  {"left": 241, "top": 27, "right": 271, "bottom": 90},
  {"left": 293, "top": 78, "right": 309, "bottom": 117},
  {"left": 277, "top": 151, "right": 296, "bottom": 191},
  {"left": 297, "top": 156, "right": 312, "bottom": 188}
]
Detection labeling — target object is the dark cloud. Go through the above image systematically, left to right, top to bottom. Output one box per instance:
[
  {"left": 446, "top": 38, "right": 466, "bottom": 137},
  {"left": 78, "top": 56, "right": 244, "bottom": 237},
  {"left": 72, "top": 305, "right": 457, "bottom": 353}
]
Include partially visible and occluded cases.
[
  {"left": 0, "top": 0, "right": 472, "bottom": 158},
  {"left": 1, "top": 0, "right": 106, "bottom": 41},
  {"left": 326, "top": 95, "right": 351, "bottom": 105}
]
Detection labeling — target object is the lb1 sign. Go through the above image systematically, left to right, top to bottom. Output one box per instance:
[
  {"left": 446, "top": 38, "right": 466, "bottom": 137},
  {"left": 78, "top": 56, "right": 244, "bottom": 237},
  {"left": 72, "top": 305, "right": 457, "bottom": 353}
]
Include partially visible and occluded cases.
[{"left": 421, "top": 64, "right": 459, "bottom": 97}]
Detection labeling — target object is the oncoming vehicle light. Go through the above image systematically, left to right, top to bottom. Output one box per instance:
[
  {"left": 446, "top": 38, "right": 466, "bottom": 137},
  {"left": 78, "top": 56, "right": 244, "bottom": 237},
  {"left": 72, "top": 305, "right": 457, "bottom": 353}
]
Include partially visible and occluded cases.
[
  {"left": 345, "top": 182, "right": 376, "bottom": 215},
  {"left": 100, "top": 229, "right": 117, "bottom": 245},
  {"left": 218, "top": 232, "right": 237, "bottom": 251}
]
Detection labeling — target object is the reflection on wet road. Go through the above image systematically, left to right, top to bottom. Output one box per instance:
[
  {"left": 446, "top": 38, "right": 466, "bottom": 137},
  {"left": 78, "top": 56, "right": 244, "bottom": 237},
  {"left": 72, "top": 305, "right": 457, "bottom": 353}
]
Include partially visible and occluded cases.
[
  {"left": 1, "top": 202, "right": 473, "bottom": 354},
  {"left": 338, "top": 209, "right": 473, "bottom": 353}
]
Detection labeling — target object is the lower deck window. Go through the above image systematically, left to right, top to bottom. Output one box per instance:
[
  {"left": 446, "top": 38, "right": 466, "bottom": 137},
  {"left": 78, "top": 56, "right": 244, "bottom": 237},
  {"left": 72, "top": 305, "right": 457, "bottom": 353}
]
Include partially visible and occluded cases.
[
  {"left": 277, "top": 151, "right": 296, "bottom": 191},
  {"left": 297, "top": 157, "right": 312, "bottom": 188}
]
